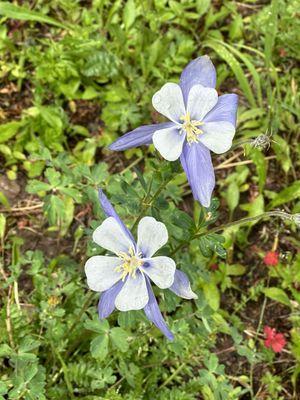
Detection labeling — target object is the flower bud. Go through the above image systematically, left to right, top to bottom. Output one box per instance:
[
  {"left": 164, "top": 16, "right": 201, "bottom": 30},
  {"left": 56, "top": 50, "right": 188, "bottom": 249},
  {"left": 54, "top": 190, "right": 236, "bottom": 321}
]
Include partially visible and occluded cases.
[{"left": 251, "top": 133, "right": 271, "bottom": 150}]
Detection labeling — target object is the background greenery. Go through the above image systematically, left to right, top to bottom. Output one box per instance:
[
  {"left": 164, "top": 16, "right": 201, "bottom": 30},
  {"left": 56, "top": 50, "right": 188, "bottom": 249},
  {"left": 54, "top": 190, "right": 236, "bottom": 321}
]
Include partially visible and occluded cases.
[{"left": 0, "top": 0, "right": 299, "bottom": 398}]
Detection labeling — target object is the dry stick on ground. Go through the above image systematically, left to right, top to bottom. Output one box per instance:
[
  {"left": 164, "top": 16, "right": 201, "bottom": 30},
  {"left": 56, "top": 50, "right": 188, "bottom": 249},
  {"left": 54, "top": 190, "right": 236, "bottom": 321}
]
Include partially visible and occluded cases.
[
  {"left": 215, "top": 155, "right": 276, "bottom": 170},
  {"left": 0, "top": 203, "right": 43, "bottom": 213},
  {"left": 1, "top": 253, "right": 16, "bottom": 348},
  {"left": 6, "top": 285, "right": 15, "bottom": 349}
]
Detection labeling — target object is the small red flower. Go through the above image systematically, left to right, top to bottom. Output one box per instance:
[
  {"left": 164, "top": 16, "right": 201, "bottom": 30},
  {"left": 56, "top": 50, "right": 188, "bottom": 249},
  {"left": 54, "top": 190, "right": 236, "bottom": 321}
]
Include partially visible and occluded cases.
[
  {"left": 263, "top": 251, "right": 279, "bottom": 266},
  {"left": 210, "top": 263, "right": 218, "bottom": 271},
  {"left": 264, "top": 326, "right": 286, "bottom": 353}
]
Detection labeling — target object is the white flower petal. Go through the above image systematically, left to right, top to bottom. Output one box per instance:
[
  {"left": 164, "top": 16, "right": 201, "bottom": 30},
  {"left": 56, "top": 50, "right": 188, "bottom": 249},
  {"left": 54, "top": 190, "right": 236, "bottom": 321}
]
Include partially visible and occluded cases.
[
  {"left": 152, "top": 83, "right": 185, "bottom": 123},
  {"left": 187, "top": 84, "right": 218, "bottom": 121},
  {"left": 199, "top": 121, "right": 235, "bottom": 154},
  {"left": 153, "top": 127, "right": 186, "bottom": 161},
  {"left": 137, "top": 216, "right": 168, "bottom": 258},
  {"left": 93, "top": 217, "right": 134, "bottom": 255},
  {"left": 85, "top": 256, "right": 122, "bottom": 292},
  {"left": 141, "top": 257, "right": 176, "bottom": 289},
  {"left": 115, "top": 273, "right": 148, "bottom": 311}
]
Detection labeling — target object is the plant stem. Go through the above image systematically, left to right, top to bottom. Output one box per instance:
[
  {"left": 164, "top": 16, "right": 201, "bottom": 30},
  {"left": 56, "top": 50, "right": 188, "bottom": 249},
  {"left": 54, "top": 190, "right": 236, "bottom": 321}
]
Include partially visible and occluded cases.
[
  {"left": 131, "top": 176, "right": 173, "bottom": 231},
  {"left": 170, "top": 211, "right": 292, "bottom": 257},
  {"left": 205, "top": 211, "right": 292, "bottom": 235},
  {"left": 249, "top": 276, "right": 270, "bottom": 399},
  {"left": 68, "top": 291, "right": 95, "bottom": 335},
  {"left": 51, "top": 342, "right": 75, "bottom": 399},
  {"left": 158, "top": 363, "right": 185, "bottom": 389}
]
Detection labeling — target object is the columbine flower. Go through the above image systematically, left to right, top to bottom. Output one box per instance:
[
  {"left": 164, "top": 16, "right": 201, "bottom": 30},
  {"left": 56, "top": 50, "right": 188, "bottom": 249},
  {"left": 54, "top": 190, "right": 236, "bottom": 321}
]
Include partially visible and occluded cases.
[
  {"left": 109, "top": 55, "right": 238, "bottom": 207},
  {"left": 85, "top": 190, "right": 197, "bottom": 340},
  {"left": 263, "top": 251, "right": 279, "bottom": 267},
  {"left": 264, "top": 326, "right": 286, "bottom": 353}
]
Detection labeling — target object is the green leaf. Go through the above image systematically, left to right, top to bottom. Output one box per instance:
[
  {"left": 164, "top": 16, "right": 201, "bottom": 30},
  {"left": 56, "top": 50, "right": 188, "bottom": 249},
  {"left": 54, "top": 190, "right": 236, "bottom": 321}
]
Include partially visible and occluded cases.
[
  {"left": 123, "top": 0, "right": 136, "bottom": 30},
  {"left": 196, "top": 0, "right": 211, "bottom": 17},
  {"left": 264, "top": 0, "right": 278, "bottom": 66},
  {"left": 0, "top": 1, "right": 70, "bottom": 29},
  {"left": 204, "top": 40, "right": 257, "bottom": 107},
  {"left": 219, "top": 42, "right": 263, "bottom": 106},
  {"left": 0, "top": 121, "right": 22, "bottom": 143},
  {"left": 273, "top": 134, "right": 292, "bottom": 173},
  {"left": 251, "top": 149, "right": 267, "bottom": 192},
  {"left": 23, "top": 160, "right": 45, "bottom": 178},
  {"left": 45, "top": 168, "right": 61, "bottom": 187},
  {"left": 26, "top": 180, "right": 52, "bottom": 193},
  {"left": 226, "top": 181, "right": 240, "bottom": 213},
  {"left": 267, "top": 181, "right": 300, "bottom": 209},
  {"left": 59, "top": 187, "right": 82, "bottom": 203},
  {"left": 0, "top": 191, "right": 10, "bottom": 208},
  {"left": 240, "top": 194, "right": 265, "bottom": 221},
  {"left": 60, "top": 196, "right": 74, "bottom": 236},
  {"left": 172, "top": 210, "right": 194, "bottom": 230},
  {"left": 0, "top": 214, "right": 5, "bottom": 241},
  {"left": 226, "top": 264, "right": 246, "bottom": 276},
  {"left": 203, "top": 283, "right": 220, "bottom": 311},
  {"left": 263, "top": 287, "right": 291, "bottom": 306},
  {"left": 84, "top": 318, "right": 109, "bottom": 334},
  {"left": 110, "top": 328, "right": 129, "bottom": 352},
  {"left": 90, "top": 334, "right": 109, "bottom": 360},
  {"left": 0, "top": 343, "right": 12, "bottom": 357},
  {"left": 205, "top": 353, "right": 218, "bottom": 372},
  {"left": 0, "top": 380, "right": 8, "bottom": 395}
]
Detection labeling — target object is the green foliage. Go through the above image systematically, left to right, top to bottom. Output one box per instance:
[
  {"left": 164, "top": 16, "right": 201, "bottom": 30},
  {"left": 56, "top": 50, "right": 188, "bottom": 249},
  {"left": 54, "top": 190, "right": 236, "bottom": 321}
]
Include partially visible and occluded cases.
[{"left": 0, "top": 0, "right": 299, "bottom": 399}]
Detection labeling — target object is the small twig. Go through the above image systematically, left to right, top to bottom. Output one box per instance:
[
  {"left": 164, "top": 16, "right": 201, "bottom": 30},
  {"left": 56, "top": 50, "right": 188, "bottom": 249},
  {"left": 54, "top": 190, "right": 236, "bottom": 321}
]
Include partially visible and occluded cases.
[
  {"left": 236, "top": 2, "right": 262, "bottom": 9},
  {"left": 217, "top": 150, "right": 245, "bottom": 168},
  {"left": 215, "top": 156, "right": 276, "bottom": 170},
  {"left": 0, "top": 203, "right": 43, "bottom": 213},
  {"left": 14, "top": 281, "right": 21, "bottom": 310},
  {"left": 6, "top": 285, "right": 15, "bottom": 349},
  {"left": 215, "top": 346, "right": 236, "bottom": 355}
]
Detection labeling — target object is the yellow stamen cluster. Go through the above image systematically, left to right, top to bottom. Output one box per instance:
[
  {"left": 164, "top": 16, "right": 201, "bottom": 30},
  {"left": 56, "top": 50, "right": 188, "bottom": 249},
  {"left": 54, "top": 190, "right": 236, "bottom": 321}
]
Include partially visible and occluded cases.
[
  {"left": 180, "top": 112, "right": 204, "bottom": 144},
  {"left": 116, "top": 247, "right": 143, "bottom": 281}
]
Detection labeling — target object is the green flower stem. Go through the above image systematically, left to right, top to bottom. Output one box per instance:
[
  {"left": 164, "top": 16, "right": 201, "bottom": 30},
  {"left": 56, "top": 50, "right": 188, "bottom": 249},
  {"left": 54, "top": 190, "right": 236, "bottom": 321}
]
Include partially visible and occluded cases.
[
  {"left": 120, "top": 156, "right": 144, "bottom": 175},
  {"left": 131, "top": 176, "right": 173, "bottom": 231},
  {"left": 170, "top": 211, "right": 292, "bottom": 257},
  {"left": 204, "top": 211, "right": 292, "bottom": 235},
  {"left": 249, "top": 276, "right": 270, "bottom": 398},
  {"left": 68, "top": 291, "right": 95, "bottom": 336},
  {"left": 51, "top": 341, "right": 75, "bottom": 399},
  {"left": 158, "top": 363, "right": 185, "bottom": 389}
]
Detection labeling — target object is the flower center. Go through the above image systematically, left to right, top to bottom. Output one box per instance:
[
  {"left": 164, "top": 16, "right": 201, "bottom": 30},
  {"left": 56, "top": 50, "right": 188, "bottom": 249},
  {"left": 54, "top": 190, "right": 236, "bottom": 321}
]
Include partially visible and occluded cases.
[
  {"left": 180, "top": 112, "right": 204, "bottom": 144},
  {"left": 116, "top": 247, "right": 143, "bottom": 281}
]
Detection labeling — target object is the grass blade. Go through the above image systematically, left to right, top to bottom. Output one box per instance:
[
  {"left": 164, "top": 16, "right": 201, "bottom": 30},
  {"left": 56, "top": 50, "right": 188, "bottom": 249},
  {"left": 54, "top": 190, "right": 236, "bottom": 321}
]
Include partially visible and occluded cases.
[
  {"left": 0, "top": 2, "right": 71, "bottom": 29},
  {"left": 204, "top": 39, "right": 257, "bottom": 108},
  {"left": 216, "top": 41, "right": 263, "bottom": 107}
]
